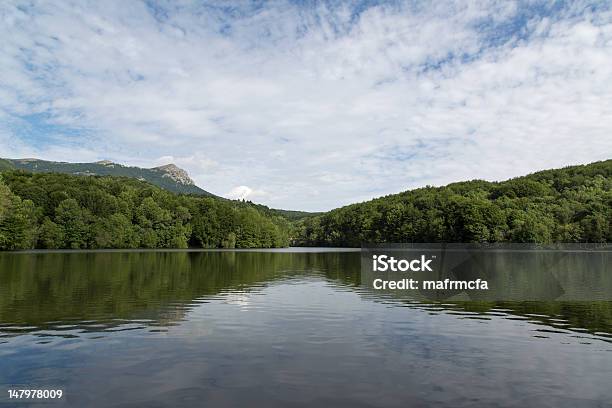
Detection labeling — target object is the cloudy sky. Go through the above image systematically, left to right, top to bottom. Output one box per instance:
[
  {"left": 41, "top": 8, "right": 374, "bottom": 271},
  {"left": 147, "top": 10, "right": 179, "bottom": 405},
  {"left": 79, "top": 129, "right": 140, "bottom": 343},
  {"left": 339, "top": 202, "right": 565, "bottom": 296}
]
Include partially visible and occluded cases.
[{"left": 1, "top": 1, "right": 611, "bottom": 211}]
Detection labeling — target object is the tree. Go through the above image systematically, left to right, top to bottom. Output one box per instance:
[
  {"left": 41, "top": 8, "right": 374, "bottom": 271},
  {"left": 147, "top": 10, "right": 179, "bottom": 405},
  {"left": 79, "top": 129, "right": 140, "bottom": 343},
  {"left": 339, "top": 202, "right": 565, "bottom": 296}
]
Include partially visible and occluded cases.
[
  {"left": 0, "top": 179, "right": 38, "bottom": 250},
  {"left": 55, "top": 199, "right": 88, "bottom": 249},
  {"left": 90, "top": 213, "right": 136, "bottom": 248},
  {"left": 580, "top": 214, "right": 608, "bottom": 243},
  {"left": 38, "top": 218, "right": 64, "bottom": 249},
  {"left": 222, "top": 232, "right": 236, "bottom": 249}
]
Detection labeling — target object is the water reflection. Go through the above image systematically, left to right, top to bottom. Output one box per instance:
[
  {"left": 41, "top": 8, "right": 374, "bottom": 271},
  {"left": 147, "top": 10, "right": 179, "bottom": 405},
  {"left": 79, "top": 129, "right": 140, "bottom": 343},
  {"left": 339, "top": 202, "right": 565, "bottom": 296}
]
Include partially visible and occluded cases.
[
  {"left": 1, "top": 250, "right": 611, "bottom": 407},
  {"left": 0, "top": 251, "right": 610, "bottom": 341}
]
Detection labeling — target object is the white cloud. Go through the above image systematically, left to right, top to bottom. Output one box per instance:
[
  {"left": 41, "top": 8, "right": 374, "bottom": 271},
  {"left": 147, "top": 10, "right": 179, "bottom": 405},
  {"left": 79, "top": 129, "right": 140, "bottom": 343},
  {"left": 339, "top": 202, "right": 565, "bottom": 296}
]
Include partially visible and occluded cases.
[
  {"left": 0, "top": 1, "right": 611, "bottom": 210},
  {"left": 225, "top": 185, "right": 267, "bottom": 201}
]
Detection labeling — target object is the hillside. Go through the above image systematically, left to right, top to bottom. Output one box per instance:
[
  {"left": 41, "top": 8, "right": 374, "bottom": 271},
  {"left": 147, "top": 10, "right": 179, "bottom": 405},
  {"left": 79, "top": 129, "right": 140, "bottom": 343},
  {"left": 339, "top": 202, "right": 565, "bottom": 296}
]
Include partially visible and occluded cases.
[
  {"left": 1, "top": 158, "right": 319, "bottom": 220},
  {"left": 3, "top": 158, "right": 216, "bottom": 196},
  {"left": 0, "top": 159, "right": 14, "bottom": 171},
  {"left": 1, "top": 160, "right": 610, "bottom": 249},
  {"left": 294, "top": 160, "right": 612, "bottom": 246},
  {"left": 0, "top": 171, "right": 289, "bottom": 250},
  {"left": 249, "top": 203, "right": 321, "bottom": 221}
]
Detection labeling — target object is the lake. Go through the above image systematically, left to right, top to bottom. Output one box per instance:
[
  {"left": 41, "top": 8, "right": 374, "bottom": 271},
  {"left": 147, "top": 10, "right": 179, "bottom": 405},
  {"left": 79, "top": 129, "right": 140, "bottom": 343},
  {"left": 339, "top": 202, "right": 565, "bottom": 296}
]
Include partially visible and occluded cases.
[{"left": 1, "top": 249, "right": 611, "bottom": 407}]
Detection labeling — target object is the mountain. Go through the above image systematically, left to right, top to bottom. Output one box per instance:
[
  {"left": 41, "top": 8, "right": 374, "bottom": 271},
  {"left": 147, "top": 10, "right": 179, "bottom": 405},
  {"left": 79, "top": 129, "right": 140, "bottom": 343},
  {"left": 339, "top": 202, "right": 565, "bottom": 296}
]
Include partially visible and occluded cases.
[
  {"left": 0, "top": 158, "right": 319, "bottom": 220},
  {"left": 2, "top": 158, "right": 216, "bottom": 197}
]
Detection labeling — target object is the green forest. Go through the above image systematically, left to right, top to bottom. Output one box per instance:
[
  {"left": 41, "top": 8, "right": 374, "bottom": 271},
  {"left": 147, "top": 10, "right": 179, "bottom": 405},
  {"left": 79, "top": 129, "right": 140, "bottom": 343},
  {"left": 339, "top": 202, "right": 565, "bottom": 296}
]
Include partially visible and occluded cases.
[
  {"left": 0, "top": 159, "right": 610, "bottom": 250},
  {"left": 294, "top": 160, "right": 611, "bottom": 246},
  {"left": 0, "top": 171, "right": 290, "bottom": 250}
]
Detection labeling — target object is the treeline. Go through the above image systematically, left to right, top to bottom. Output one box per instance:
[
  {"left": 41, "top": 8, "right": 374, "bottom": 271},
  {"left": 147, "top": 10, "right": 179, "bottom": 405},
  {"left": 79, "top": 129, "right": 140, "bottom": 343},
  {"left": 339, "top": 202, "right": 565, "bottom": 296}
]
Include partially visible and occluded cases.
[
  {"left": 1, "top": 160, "right": 610, "bottom": 250},
  {"left": 294, "top": 160, "right": 611, "bottom": 246},
  {"left": 0, "top": 171, "right": 290, "bottom": 250}
]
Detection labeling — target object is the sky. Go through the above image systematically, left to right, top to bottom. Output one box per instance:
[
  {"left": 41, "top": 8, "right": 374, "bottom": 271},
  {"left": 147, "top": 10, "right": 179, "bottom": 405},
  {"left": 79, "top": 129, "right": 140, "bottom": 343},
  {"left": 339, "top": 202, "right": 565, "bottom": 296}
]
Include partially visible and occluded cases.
[{"left": 1, "top": 0, "right": 611, "bottom": 211}]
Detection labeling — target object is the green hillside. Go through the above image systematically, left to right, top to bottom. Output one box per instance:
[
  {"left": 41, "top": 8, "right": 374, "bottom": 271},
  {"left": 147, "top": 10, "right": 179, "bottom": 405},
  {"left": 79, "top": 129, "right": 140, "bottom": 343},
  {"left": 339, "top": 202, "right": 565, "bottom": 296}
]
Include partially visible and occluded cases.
[
  {"left": 3, "top": 158, "right": 215, "bottom": 196},
  {"left": 0, "top": 159, "right": 14, "bottom": 171},
  {"left": 1, "top": 160, "right": 610, "bottom": 250},
  {"left": 294, "top": 160, "right": 612, "bottom": 246},
  {"left": 0, "top": 171, "right": 289, "bottom": 250},
  {"left": 249, "top": 203, "right": 321, "bottom": 221}
]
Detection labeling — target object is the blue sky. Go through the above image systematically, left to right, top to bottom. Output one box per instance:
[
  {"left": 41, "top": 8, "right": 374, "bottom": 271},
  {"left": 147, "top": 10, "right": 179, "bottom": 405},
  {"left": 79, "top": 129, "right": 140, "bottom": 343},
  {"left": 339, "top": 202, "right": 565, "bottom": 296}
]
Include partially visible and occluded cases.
[{"left": 1, "top": 0, "right": 611, "bottom": 211}]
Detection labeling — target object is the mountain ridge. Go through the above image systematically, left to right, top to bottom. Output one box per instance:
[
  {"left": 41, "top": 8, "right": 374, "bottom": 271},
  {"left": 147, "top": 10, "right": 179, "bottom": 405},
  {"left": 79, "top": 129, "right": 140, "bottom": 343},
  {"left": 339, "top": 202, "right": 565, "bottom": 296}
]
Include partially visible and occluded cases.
[
  {"left": 0, "top": 158, "right": 317, "bottom": 220},
  {"left": 2, "top": 158, "right": 215, "bottom": 197}
]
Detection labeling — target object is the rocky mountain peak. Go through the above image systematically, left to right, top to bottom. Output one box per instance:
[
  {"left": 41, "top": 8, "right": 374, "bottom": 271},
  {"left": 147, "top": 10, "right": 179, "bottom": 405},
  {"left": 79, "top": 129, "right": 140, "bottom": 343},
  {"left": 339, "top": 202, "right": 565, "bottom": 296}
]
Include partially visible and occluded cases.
[
  {"left": 96, "top": 160, "right": 114, "bottom": 166},
  {"left": 152, "top": 163, "right": 194, "bottom": 185}
]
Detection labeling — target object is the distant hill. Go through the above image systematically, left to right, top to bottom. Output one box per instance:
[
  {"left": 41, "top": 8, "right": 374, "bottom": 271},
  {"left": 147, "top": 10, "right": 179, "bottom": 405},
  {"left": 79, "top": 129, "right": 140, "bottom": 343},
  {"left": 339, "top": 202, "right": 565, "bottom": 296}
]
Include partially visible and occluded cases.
[
  {"left": 2, "top": 158, "right": 216, "bottom": 197},
  {"left": 0, "top": 159, "right": 14, "bottom": 171},
  {"left": 295, "top": 160, "right": 612, "bottom": 246},
  {"left": 249, "top": 203, "right": 320, "bottom": 221}
]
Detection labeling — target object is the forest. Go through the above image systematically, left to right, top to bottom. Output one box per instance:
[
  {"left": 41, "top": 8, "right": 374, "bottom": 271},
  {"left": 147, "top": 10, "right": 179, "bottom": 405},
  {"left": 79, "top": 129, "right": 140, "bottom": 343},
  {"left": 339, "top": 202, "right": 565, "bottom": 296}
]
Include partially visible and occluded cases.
[
  {"left": 0, "top": 160, "right": 610, "bottom": 250},
  {"left": 293, "top": 160, "right": 611, "bottom": 246},
  {"left": 0, "top": 171, "right": 290, "bottom": 250}
]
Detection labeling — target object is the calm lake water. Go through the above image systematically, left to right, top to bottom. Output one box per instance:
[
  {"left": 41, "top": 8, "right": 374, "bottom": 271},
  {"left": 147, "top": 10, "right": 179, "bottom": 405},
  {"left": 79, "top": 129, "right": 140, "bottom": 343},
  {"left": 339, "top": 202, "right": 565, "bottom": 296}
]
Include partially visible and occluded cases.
[{"left": 0, "top": 249, "right": 611, "bottom": 408}]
